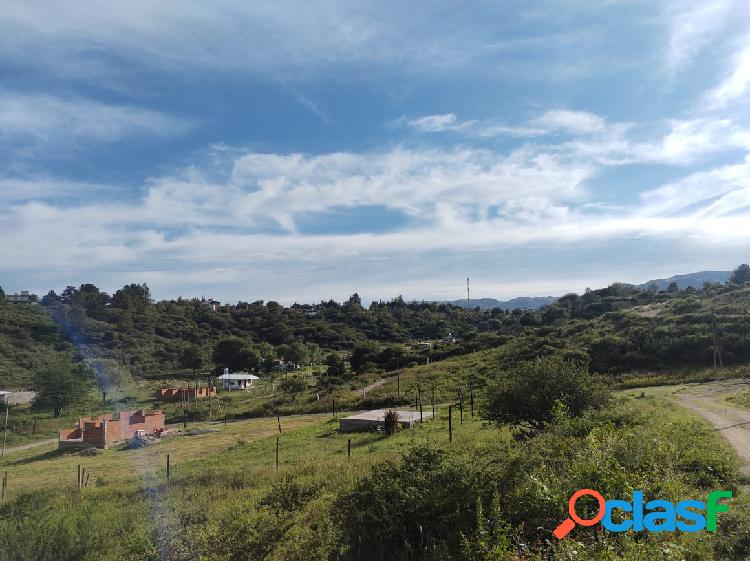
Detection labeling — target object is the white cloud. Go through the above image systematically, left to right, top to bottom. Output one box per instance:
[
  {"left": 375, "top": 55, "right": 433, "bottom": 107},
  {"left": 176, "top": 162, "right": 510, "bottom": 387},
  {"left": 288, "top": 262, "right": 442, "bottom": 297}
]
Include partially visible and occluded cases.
[
  {"left": 665, "top": 0, "right": 732, "bottom": 74},
  {"left": 707, "top": 43, "right": 750, "bottom": 108},
  {"left": 0, "top": 91, "right": 191, "bottom": 148},
  {"left": 531, "top": 110, "right": 607, "bottom": 134},
  {"left": 405, "top": 114, "right": 468, "bottom": 132}
]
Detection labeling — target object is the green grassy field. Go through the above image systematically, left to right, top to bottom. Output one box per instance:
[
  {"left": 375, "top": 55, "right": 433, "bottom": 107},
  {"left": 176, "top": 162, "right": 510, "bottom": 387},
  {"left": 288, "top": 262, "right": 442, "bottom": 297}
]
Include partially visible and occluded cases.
[{"left": 1, "top": 393, "right": 747, "bottom": 561}]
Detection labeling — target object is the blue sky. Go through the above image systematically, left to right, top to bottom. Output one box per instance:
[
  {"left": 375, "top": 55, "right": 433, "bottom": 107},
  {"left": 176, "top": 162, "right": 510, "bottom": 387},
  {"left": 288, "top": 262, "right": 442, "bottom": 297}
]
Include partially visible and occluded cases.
[{"left": 1, "top": 0, "right": 750, "bottom": 304}]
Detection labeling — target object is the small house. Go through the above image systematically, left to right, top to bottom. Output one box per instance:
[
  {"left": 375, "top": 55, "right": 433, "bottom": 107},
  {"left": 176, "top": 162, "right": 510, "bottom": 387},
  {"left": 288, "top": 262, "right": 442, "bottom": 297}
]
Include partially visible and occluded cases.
[
  {"left": 5, "top": 291, "right": 37, "bottom": 304},
  {"left": 217, "top": 368, "right": 259, "bottom": 390}
]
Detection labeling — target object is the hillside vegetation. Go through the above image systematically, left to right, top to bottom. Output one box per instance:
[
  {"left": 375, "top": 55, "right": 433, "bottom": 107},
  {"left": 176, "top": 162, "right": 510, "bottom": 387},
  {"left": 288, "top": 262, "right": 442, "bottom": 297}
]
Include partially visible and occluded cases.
[{"left": 0, "top": 303, "right": 78, "bottom": 390}]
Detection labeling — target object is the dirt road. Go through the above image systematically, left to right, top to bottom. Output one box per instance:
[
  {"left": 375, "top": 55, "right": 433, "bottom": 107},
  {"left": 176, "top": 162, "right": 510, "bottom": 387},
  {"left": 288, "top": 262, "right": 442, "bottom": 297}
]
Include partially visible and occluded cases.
[
  {"left": 668, "top": 379, "right": 750, "bottom": 478},
  {"left": 1, "top": 438, "right": 57, "bottom": 457}
]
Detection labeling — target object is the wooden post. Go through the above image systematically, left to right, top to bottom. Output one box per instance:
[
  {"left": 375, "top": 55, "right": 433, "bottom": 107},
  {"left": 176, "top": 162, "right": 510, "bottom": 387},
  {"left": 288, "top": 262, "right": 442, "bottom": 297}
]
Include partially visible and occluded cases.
[
  {"left": 711, "top": 311, "right": 723, "bottom": 369},
  {"left": 470, "top": 383, "right": 474, "bottom": 418},
  {"left": 432, "top": 387, "right": 435, "bottom": 418},
  {"left": 419, "top": 399, "right": 423, "bottom": 423},
  {"left": 1, "top": 403, "right": 8, "bottom": 458},
  {"left": 448, "top": 405, "right": 453, "bottom": 443},
  {"left": 183, "top": 410, "right": 187, "bottom": 429},
  {"left": 277, "top": 413, "right": 282, "bottom": 433},
  {"left": 224, "top": 415, "right": 227, "bottom": 427},
  {"left": 32, "top": 418, "right": 37, "bottom": 435},
  {"left": 275, "top": 437, "right": 280, "bottom": 470},
  {"left": 347, "top": 438, "right": 351, "bottom": 459},
  {"left": 167, "top": 453, "right": 171, "bottom": 483},
  {"left": 77, "top": 464, "right": 81, "bottom": 490},
  {"left": 1, "top": 470, "right": 6, "bottom": 501},
  {"left": 85, "top": 473, "right": 90, "bottom": 488}
]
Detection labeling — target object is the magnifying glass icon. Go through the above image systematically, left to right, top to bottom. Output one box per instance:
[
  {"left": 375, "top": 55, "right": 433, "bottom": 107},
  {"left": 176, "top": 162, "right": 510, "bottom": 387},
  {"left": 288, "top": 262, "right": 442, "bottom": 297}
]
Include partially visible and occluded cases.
[{"left": 553, "top": 489, "right": 605, "bottom": 539}]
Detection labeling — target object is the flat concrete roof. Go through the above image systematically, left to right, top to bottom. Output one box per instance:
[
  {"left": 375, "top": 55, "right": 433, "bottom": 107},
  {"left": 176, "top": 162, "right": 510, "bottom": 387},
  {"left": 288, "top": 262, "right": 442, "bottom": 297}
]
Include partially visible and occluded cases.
[
  {"left": 339, "top": 409, "right": 433, "bottom": 432},
  {"left": 343, "top": 409, "right": 428, "bottom": 422}
]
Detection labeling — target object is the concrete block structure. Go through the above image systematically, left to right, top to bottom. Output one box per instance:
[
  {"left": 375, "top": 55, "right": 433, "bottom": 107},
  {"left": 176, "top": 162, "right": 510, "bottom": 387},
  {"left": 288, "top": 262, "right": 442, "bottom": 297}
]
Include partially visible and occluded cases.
[
  {"left": 156, "top": 386, "right": 216, "bottom": 402},
  {"left": 0, "top": 390, "right": 36, "bottom": 405},
  {"left": 59, "top": 409, "right": 165, "bottom": 449},
  {"left": 339, "top": 409, "right": 433, "bottom": 432}
]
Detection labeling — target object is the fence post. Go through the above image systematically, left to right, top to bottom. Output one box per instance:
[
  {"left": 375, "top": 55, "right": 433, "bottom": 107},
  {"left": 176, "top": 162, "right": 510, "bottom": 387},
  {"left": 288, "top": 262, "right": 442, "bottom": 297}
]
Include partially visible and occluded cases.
[
  {"left": 470, "top": 382, "right": 474, "bottom": 417},
  {"left": 432, "top": 387, "right": 435, "bottom": 418},
  {"left": 448, "top": 405, "right": 453, "bottom": 443},
  {"left": 277, "top": 413, "right": 282, "bottom": 433},
  {"left": 275, "top": 437, "right": 280, "bottom": 470},
  {"left": 347, "top": 438, "right": 351, "bottom": 459},
  {"left": 167, "top": 453, "right": 171, "bottom": 483},
  {"left": 77, "top": 464, "right": 81, "bottom": 490},
  {"left": 1, "top": 471, "right": 7, "bottom": 501}
]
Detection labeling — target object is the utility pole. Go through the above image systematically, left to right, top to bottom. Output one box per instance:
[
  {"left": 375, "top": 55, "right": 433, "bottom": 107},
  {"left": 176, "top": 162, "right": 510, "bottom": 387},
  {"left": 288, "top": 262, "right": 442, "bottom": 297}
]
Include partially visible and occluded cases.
[{"left": 466, "top": 278, "right": 470, "bottom": 309}]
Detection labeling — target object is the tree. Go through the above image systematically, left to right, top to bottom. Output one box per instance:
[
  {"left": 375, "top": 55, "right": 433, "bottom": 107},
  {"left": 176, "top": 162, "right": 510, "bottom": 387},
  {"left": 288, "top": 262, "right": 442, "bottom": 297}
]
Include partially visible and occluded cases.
[
  {"left": 730, "top": 264, "right": 750, "bottom": 285},
  {"left": 667, "top": 281, "right": 679, "bottom": 293},
  {"left": 0, "top": 286, "right": 4, "bottom": 304},
  {"left": 213, "top": 337, "right": 259, "bottom": 372},
  {"left": 350, "top": 340, "right": 381, "bottom": 373},
  {"left": 285, "top": 341, "right": 309, "bottom": 367},
  {"left": 179, "top": 344, "right": 204, "bottom": 377},
  {"left": 325, "top": 353, "right": 349, "bottom": 379},
  {"left": 481, "top": 357, "right": 609, "bottom": 433},
  {"left": 33, "top": 363, "right": 90, "bottom": 418},
  {"left": 279, "top": 377, "right": 306, "bottom": 400}
]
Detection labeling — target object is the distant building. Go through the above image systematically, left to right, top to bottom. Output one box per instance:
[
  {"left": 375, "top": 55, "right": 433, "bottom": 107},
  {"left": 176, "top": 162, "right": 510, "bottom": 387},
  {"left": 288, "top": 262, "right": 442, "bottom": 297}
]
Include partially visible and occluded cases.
[
  {"left": 5, "top": 291, "right": 37, "bottom": 304},
  {"left": 207, "top": 299, "right": 221, "bottom": 311},
  {"left": 300, "top": 305, "right": 318, "bottom": 317},
  {"left": 441, "top": 333, "right": 457, "bottom": 344},
  {"left": 412, "top": 341, "right": 433, "bottom": 350},
  {"left": 217, "top": 368, "right": 259, "bottom": 390},
  {"left": 156, "top": 386, "right": 216, "bottom": 402},
  {"left": 0, "top": 391, "right": 36, "bottom": 405},
  {"left": 59, "top": 409, "right": 165, "bottom": 449}
]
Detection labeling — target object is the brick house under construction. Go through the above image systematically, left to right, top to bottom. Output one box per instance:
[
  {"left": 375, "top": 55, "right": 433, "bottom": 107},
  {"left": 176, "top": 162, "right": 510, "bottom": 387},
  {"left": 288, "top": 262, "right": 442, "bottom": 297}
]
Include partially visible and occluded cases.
[
  {"left": 155, "top": 386, "right": 216, "bottom": 402},
  {"left": 59, "top": 409, "right": 165, "bottom": 449}
]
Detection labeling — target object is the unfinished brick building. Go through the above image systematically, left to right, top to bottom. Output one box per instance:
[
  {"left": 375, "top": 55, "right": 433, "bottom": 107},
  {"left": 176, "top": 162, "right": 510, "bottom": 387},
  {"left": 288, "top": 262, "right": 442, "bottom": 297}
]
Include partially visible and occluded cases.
[
  {"left": 155, "top": 386, "right": 216, "bottom": 402},
  {"left": 59, "top": 409, "right": 166, "bottom": 449}
]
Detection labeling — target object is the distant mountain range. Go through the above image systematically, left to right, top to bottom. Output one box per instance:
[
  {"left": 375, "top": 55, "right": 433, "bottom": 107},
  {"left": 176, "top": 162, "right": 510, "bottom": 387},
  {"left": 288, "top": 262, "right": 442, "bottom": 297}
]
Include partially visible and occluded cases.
[
  {"left": 438, "top": 270, "right": 734, "bottom": 310},
  {"left": 636, "top": 270, "right": 731, "bottom": 291},
  {"left": 441, "top": 296, "right": 558, "bottom": 311}
]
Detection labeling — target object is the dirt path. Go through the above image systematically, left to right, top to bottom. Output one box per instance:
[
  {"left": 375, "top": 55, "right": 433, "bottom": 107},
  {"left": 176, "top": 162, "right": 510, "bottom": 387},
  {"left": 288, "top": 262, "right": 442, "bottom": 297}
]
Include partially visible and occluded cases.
[
  {"left": 353, "top": 375, "right": 395, "bottom": 397},
  {"left": 668, "top": 379, "right": 750, "bottom": 478},
  {"left": 2, "top": 438, "right": 57, "bottom": 456}
]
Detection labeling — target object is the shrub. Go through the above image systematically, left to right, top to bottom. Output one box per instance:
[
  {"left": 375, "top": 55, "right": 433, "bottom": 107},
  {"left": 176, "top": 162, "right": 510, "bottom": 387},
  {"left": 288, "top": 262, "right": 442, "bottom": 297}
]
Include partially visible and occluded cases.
[
  {"left": 480, "top": 357, "right": 609, "bottom": 434},
  {"left": 383, "top": 409, "right": 399, "bottom": 436},
  {"left": 334, "top": 446, "right": 479, "bottom": 561}
]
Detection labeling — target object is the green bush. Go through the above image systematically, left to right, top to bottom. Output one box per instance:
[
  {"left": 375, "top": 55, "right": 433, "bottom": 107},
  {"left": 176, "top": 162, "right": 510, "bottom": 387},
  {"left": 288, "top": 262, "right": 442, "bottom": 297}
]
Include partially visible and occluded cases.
[{"left": 480, "top": 357, "right": 608, "bottom": 433}]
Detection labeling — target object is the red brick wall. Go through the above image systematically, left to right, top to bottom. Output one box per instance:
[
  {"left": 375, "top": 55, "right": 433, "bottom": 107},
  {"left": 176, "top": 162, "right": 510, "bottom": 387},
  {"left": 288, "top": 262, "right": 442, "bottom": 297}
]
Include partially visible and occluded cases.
[
  {"left": 156, "top": 387, "right": 216, "bottom": 401},
  {"left": 60, "top": 410, "right": 165, "bottom": 448}
]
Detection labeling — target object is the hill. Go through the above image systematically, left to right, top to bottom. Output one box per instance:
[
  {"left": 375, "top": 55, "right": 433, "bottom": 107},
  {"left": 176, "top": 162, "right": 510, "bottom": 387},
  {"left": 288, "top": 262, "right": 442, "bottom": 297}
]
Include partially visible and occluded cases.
[
  {"left": 638, "top": 270, "right": 731, "bottom": 291},
  {"left": 441, "top": 296, "right": 558, "bottom": 310},
  {"left": 0, "top": 303, "right": 78, "bottom": 390}
]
